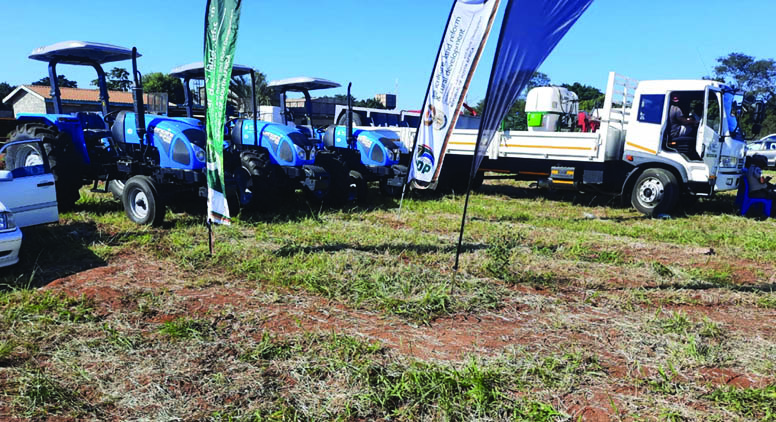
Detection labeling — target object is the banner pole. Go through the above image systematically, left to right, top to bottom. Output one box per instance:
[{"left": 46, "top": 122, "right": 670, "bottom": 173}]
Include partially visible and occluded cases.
[
  {"left": 453, "top": 143, "right": 480, "bottom": 271},
  {"left": 207, "top": 218, "right": 214, "bottom": 256}
]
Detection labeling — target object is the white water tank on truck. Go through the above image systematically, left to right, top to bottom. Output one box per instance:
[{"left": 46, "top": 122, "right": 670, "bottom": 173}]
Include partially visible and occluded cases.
[{"left": 525, "top": 86, "right": 579, "bottom": 132}]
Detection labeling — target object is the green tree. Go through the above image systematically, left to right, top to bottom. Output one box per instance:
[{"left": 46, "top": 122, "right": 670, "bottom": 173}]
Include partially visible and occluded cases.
[
  {"left": 713, "top": 53, "right": 776, "bottom": 136},
  {"left": 91, "top": 67, "right": 132, "bottom": 92},
  {"left": 229, "top": 71, "right": 272, "bottom": 114},
  {"left": 142, "top": 72, "right": 185, "bottom": 105},
  {"left": 32, "top": 75, "right": 78, "bottom": 88},
  {"left": 0, "top": 82, "right": 14, "bottom": 111},
  {"left": 560, "top": 82, "right": 604, "bottom": 112},
  {"left": 354, "top": 97, "right": 386, "bottom": 109}
]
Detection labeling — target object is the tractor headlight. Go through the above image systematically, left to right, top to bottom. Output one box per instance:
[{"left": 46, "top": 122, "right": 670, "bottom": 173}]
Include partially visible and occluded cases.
[
  {"left": 295, "top": 145, "right": 306, "bottom": 160},
  {"left": 195, "top": 147, "right": 207, "bottom": 163},
  {"left": 309, "top": 148, "right": 316, "bottom": 161},
  {"left": 390, "top": 148, "right": 401, "bottom": 161},
  {"left": 719, "top": 155, "right": 738, "bottom": 168},
  {"left": 0, "top": 211, "right": 16, "bottom": 231}
]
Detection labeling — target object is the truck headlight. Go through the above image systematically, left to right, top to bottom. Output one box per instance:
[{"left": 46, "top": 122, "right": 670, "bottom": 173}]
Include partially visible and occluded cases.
[
  {"left": 719, "top": 156, "right": 738, "bottom": 168},
  {"left": 0, "top": 211, "right": 16, "bottom": 231}
]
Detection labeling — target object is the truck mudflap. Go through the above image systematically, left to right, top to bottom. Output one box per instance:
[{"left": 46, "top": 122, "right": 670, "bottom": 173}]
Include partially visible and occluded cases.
[
  {"left": 385, "top": 164, "right": 409, "bottom": 188},
  {"left": 301, "top": 165, "right": 330, "bottom": 193}
]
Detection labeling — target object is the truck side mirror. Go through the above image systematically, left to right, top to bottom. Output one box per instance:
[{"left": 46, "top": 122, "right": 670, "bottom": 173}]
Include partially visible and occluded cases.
[{"left": 752, "top": 123, "right": 763, "bottom": 136}]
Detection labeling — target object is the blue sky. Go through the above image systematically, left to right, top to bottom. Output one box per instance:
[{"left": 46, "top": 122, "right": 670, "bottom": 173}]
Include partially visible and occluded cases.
[{"left": 1, "top": 0, "right": 773, "bottom": 110}]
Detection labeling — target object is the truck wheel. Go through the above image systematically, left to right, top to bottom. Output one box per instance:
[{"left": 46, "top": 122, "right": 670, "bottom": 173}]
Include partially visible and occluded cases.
[
  {"left": 6, "top": 123, "right": 82, "bottom": 210},
  {"left": 631, "top": 168, "right": 679, "bottom": 217},
  {"left": 122, "top": 175, "right": 165, "bottom": 226}
]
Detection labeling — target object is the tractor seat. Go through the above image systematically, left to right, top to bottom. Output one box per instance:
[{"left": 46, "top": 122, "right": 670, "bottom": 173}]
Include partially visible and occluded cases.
[
  {"left": 110, "top": 111, "right": 129, "bottom": 145},
  {"left": 323, "top": 125, "right": 337, "bottom": 149}
]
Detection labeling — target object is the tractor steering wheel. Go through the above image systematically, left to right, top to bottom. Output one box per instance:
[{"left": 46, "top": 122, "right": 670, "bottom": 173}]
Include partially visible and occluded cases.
[{"left": 103, "top": 110, "right": 121, "bottom": 127}]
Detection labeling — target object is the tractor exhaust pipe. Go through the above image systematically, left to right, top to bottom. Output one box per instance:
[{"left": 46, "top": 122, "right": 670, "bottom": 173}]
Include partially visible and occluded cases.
[
  {"left": 131, "top": 47, "right": 147, "bottom": 149},
  {"left": 347, "top": 82, "right": 355, "bottom": 148}
]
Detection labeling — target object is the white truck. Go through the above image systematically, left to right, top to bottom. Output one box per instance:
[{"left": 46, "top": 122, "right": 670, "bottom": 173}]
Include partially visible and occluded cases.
[{"left": 379, "top": 72, "right": 762, "bottom": 216}]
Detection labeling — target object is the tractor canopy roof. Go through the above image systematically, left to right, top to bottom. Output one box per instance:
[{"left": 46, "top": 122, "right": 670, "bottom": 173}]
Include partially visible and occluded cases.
[
  {"left": 29, "top": 41, "right": 137, "bottom": 65},
  {"left": 170, "top": 62, "right": 254, "bottom": 79},
  {"left": 268, "top": 77, "right": 341, "bottom": 93}
]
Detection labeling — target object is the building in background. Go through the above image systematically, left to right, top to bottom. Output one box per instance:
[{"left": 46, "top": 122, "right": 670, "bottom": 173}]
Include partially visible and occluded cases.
[{"left": 2, "top": 85, "right": 151, "bottom": 116}]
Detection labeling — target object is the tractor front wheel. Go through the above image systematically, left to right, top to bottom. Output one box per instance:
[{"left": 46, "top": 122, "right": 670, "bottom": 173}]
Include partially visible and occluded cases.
[{"left": 122, "top": 175, "right": 165, "bottom": 226}]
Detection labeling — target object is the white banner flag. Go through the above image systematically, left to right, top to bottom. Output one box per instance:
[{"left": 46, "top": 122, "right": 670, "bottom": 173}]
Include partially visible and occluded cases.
[{"left": 408, "top": 0, "right": 500, "bottom": 189}]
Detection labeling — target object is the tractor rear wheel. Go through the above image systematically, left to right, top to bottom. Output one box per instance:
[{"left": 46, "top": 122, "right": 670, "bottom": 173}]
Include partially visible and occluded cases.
[
  {"left": 6, "top": 123, "right": 82, "bottom": 210},
  {"left": 122, "top": 175, "right": 165, "bottom": 226}
]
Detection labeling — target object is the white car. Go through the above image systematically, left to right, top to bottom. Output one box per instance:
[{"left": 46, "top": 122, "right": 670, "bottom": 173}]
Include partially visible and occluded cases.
[
  {"left": 0, "top": 139, "right": 59, "bottom": 268},
  {"left": 0, "top": 202, "right": 22, "bottom": 267}
]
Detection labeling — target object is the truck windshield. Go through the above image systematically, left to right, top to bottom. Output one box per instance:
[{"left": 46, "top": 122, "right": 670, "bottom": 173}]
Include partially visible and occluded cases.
[{"left": 723, "top": 92, "right": 741, "bottom": 138}]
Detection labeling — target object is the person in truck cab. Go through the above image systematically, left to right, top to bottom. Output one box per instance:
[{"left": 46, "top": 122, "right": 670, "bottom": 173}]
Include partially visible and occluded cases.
[
  {"left": 669, "top": 95, "right": 699, "bottom": 138},
  {"left": 746, "top": 154, "right": 776, "bottom": 199}
]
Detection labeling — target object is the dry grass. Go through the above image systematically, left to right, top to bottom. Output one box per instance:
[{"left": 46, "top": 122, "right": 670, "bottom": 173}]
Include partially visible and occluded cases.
[{"left": 0, "top": 182, "right": 774, "bottom": 421}]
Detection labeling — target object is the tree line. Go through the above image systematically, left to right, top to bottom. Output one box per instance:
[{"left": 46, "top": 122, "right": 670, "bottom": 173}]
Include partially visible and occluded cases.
[{"left": 2, "top": 52, "right": 776, "bottom": 136}]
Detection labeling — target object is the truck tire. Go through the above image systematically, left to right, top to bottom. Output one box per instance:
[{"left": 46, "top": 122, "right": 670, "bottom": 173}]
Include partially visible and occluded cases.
[
  {"left": 6, "top": 123, "right": 82, "bottom": 210},
  {"left": 631, "top": 168, "right": 679, "bottom": 217},
  {"left": 122, "top": 175, "right": 165, "bottom": 226}
]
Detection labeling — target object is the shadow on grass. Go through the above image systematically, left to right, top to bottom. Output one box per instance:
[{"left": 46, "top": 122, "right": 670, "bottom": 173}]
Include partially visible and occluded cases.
[
  {"left": 477, "top": 182, "right": 748, "bottom": 219},
  {"left": 0, "top": 222, "right": 106, "bottom": 290},
  {"left": 273, "top": 242, "right": 487, "bottom": 257}
]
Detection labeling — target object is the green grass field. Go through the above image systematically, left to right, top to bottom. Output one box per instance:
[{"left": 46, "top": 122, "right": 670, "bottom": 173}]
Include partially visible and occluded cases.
[{"left": 1, "top": 181, "right": 774, "bottom": 421}]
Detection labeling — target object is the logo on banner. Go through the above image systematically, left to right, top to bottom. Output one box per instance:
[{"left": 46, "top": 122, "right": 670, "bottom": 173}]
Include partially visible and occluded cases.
[
  {"left": 424, "top": 105, "right": 448, "bottom": 130},
  {"left": 415, "top": 144, "right": 435, "bottom": 175}
]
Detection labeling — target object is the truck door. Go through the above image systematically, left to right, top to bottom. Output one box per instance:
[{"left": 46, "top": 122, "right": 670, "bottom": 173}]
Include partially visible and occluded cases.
[
  {"left": 697, "top": 87, "right": 723, "bottom": 184},
  {"left": 0, "top": 140, "right": 59, "bottom": 228}
]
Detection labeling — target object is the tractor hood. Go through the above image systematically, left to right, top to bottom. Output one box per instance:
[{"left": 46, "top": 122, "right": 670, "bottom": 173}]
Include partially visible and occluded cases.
[
  {"left": 116, "top": 112, "right": 208, "bottom": 171},
  {"left": 232, "top": 120, "right": 316, "bottom": 166}
]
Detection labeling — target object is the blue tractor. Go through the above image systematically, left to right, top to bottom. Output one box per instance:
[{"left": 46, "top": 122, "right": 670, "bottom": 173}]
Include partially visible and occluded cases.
[
  {"left": 6, "top": 41, "right": 222, "bottom": 225},
  {"left": 170, "top": 62, "right": 329, "bottom": 206},
  {"left": 267, "top": 77, "right": 408, "bottom": 201}
]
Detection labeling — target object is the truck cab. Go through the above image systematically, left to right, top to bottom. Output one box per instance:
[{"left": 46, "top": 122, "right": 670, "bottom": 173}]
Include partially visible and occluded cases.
[{"left": 625, "top": 80, "right": 746, "bottom": 199}]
